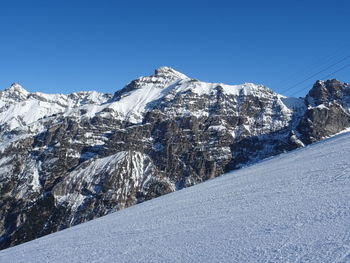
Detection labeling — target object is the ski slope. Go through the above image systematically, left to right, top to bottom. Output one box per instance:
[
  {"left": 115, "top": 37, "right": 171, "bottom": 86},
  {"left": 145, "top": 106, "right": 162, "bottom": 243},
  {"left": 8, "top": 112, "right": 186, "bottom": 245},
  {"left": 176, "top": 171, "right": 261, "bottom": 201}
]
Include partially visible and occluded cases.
[{"left": 2, "top": 132, "right": 350, "bottom": 263}]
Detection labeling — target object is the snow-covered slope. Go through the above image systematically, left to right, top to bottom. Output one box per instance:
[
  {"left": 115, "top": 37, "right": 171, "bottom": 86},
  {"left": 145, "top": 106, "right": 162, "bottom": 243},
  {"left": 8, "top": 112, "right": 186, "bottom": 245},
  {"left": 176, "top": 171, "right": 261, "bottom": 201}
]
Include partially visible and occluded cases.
[
  {"left": 1, "top": 68, "right": 350, "bottom": 250},
  {"left": 2, "top": 131, "right": 350, "bottom": 263}
]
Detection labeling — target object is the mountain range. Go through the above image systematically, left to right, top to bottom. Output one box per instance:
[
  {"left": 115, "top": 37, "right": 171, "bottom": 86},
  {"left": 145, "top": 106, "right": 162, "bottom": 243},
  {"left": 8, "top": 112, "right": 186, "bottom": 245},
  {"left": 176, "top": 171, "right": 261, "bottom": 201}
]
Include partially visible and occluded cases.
[{"left": 1, "top": 67, "right": 350, "bottom": 249}]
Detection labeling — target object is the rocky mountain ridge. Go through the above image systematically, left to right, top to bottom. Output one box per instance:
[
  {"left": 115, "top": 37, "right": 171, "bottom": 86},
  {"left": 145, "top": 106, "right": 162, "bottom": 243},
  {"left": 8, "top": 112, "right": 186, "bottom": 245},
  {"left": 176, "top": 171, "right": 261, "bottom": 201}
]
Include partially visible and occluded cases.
[{"left": 1, "top": 67, "right": 349, "bottom": 249}]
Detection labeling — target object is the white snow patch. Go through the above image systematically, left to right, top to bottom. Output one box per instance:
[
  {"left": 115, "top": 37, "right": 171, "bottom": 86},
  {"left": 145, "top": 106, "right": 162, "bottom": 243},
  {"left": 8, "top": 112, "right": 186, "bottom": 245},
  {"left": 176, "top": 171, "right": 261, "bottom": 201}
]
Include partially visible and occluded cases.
[
  {"left": 316, "top": 104, "right": 329, "bottom": 110},
  {"left": 208, "top": 125, "right": 226, "bottom": 131},
  {"left": 29, "top": 166, "right": 41, "bottom": 192}
]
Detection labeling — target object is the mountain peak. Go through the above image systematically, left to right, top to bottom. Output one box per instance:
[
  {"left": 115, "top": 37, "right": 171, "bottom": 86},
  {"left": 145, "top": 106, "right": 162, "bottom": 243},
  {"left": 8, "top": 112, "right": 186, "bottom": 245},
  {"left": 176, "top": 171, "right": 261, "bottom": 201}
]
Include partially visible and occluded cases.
[
  {"left": 154, "top": 66, "right": 188, "bottom": 79},
  {"left": 306, "top": 79, "right": 348, "bottom": 106},
  {"left": 6, "top": 82, "right": 29, "bottom": 94},
  {"left": 10, "top": 82, "right": 21, "bottom": 87},
  {"left": 2, "top": 83, "right": 29, "bottom": 100}
]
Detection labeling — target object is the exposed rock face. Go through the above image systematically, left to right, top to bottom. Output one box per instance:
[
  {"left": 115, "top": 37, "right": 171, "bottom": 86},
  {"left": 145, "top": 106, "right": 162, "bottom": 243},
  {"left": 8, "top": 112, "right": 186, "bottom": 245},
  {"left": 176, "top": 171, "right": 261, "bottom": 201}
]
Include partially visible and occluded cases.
[
  {"left": 0, "top": 69, "right": 349, "bottom": 249},
  {"left": 298, "top": 79, "right": 350, "bottom": 143}
]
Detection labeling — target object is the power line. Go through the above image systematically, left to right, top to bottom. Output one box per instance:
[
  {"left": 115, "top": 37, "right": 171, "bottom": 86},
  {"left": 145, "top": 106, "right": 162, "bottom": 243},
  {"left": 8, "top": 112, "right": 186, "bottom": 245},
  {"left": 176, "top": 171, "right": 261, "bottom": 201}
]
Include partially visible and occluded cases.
[
  {"left": 275, "top": 42, "right": 350, "bottom": 88},
  {"left": 279, "top": 55, "right": 349, "bottom": 95},
  {"left": 287, "top": 63, "right": 350, "bottom": 97},
  {"left": 319, "top": 63, "right": 350, "bottom": 80}
]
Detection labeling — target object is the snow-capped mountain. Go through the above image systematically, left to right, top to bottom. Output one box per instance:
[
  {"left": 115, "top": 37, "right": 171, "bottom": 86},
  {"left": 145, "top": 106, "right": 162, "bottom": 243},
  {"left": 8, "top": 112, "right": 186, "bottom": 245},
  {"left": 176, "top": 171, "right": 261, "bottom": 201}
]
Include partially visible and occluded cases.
[
  {"left": 1, "top": 67, "right": 350, "bottom": 249},
  {"left": 0, "top": 83, "right": 111, "bottom": 131},
  {"left": 1, "top": 129, "right": 350, "bottom": 263}
]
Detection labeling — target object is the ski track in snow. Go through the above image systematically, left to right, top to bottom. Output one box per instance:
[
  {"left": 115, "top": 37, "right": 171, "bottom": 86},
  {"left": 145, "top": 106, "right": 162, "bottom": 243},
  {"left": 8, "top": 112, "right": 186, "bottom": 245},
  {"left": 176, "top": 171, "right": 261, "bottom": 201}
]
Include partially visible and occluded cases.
[{"left": 1, "top": 132, "right": 350, "bottom": 262}]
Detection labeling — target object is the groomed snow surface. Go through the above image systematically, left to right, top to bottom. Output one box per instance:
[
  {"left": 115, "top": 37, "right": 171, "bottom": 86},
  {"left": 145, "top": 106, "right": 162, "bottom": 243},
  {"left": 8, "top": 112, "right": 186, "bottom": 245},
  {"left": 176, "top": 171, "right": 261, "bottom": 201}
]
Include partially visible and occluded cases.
[{"left": 2, "top": 133, "right": 350, "bottom": 263}]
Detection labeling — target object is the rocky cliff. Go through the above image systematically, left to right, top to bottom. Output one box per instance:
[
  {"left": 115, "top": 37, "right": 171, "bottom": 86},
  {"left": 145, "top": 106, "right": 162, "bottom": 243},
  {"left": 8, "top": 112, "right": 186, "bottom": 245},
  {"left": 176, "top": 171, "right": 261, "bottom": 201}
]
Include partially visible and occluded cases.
[{"left": 1, "top": 67, "right": 349, "bottom": 249}]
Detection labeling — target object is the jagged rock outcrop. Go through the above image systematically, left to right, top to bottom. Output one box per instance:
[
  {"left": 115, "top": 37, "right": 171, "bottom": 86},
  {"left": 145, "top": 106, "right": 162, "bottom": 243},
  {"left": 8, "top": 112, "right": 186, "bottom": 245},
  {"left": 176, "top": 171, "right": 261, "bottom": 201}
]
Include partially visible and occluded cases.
[
  {"left": 0, "top": 68, "right": 349, "bottom": 249},
  {"left": 297, "top": 79, "right": 350, "bottom": 143}
]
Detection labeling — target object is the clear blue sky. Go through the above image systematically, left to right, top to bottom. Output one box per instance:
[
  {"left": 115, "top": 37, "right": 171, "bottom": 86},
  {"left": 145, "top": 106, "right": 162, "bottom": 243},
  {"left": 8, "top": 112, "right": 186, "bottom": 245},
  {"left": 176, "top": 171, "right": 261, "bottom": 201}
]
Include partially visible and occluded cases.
[{"left": 1, "top": 0, "right": 349, "bottom": 97}]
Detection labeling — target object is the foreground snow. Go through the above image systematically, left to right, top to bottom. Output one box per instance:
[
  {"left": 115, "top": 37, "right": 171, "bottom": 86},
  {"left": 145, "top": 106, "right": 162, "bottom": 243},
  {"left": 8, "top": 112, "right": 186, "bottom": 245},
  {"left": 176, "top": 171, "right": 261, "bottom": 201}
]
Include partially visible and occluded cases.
[{"left": 2, "top": 132, "right": 350, "bottom": 262}]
